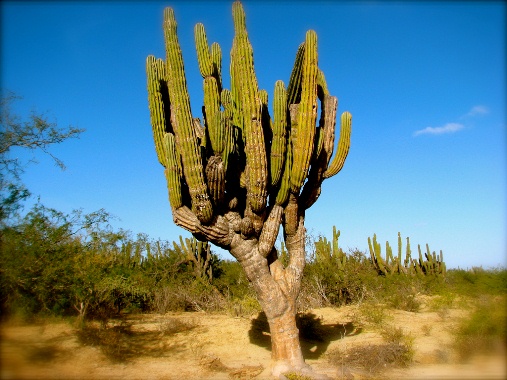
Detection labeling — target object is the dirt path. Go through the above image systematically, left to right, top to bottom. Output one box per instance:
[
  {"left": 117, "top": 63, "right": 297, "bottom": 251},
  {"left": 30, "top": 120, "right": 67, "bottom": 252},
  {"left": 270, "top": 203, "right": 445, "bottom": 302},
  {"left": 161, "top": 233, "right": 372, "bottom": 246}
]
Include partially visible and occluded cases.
[{"left": 1, "top": 305, "right": 505, "bottom": 379}]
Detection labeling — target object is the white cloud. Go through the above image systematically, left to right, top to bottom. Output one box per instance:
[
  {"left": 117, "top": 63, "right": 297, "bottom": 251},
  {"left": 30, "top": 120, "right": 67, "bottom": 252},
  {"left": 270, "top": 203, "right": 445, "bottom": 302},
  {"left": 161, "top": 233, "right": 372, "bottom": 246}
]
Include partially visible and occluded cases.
[
  {"left": 464, "top": 105, "right": 489, "bottom": 117},
  {"left": 413, "top": 122, "right": 464, "bottom": 137}
]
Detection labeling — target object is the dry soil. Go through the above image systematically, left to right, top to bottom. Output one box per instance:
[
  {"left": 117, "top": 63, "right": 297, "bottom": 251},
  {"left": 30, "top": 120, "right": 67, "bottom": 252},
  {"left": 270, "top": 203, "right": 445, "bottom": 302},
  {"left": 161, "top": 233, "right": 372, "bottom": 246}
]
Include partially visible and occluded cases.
[{"left": 1, "top": 301, "right": 505, "bottom": 380}]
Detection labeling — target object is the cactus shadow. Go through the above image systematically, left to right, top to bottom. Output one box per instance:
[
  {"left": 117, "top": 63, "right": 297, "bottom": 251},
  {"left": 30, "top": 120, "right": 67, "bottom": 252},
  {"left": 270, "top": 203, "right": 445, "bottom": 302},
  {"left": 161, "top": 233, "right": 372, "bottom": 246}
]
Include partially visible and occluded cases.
[{"left": 248, "top": 311, "right": 362, "bottom": 360}]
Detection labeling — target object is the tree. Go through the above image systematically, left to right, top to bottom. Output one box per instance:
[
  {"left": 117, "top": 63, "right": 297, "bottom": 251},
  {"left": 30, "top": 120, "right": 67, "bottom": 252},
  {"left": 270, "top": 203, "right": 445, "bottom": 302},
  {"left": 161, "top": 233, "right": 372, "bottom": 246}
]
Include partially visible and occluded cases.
[
  {"left": 145, "top": 2, "right": 351, "bottom": 378},
  {"left": 0, "top": 92, "right": 84, "bottom": 225},
  {"left": 0, "top": 202, "right": 119, "bottom": 319}
]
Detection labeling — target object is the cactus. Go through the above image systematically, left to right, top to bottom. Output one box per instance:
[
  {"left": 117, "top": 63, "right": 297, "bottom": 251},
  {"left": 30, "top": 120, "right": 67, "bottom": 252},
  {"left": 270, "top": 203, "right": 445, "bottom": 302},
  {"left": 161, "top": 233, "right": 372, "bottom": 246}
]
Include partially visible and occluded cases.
[
  {"left": 146, "top": 2, "right": 351, "bottom": 375},
  {"left": 314, "top": 226, "right": 347, "bottom": 272},
  {"left": 368, "top": 232, "right": 446, "bottom": 277},
  {"left": 173, "top": 235, "right": 216, "bottom": 281}
]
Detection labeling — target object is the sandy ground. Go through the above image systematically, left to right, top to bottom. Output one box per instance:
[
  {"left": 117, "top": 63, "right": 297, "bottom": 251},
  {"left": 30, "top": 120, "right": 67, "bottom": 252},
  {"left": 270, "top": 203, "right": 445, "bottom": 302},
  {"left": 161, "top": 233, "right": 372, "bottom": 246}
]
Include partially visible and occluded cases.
[{"left": 1, "top": 301, "right": 506, "bottom": 380}]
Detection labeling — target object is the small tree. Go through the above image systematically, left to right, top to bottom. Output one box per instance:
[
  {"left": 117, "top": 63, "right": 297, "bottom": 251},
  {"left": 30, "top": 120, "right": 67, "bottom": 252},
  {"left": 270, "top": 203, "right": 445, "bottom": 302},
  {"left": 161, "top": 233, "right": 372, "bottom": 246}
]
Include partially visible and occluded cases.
[
  {"left": 145, "top": 2, "right": 351, "bottom": 377},
  {"left": 0, "top": 92, "right": 84, "bottom": 225}
]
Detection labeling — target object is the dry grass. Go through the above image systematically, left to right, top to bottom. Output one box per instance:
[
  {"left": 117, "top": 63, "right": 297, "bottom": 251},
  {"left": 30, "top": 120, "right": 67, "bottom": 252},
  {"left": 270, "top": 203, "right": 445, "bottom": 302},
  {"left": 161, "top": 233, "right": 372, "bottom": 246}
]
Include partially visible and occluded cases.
[
  {"left": 452, "top": 295, "right": 507, "bottom": 362},
  {"left": 327, "top": 322, "right": 414, "bottom": 377}
]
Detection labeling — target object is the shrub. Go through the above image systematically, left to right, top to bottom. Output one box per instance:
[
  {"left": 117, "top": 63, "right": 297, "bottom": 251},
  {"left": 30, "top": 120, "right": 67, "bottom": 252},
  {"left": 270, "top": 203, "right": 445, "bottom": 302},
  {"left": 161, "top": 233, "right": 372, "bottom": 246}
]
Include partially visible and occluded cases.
[
  {"left": 302, "top": 248, "right": 378, "bottom": 307},
  {"left": 445, "top": 267, "right": 507, "bottom": 297},
  {"left": 453, "top": 294, "right": 507, "bottom": 361},
  {"left": 327, "top": 323, "right": 414, "bottom": 375}
]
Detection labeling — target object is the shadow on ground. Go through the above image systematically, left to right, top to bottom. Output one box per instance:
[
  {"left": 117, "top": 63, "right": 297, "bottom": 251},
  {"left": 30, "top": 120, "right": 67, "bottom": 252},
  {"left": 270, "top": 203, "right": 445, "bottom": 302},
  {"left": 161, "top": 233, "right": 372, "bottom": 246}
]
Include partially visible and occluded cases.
[
  {"left": 249, "top": 312, "right": 362, "bottom": 359},
  {"left": 76, "top": 318, "right": 193, "bottom": 363}
]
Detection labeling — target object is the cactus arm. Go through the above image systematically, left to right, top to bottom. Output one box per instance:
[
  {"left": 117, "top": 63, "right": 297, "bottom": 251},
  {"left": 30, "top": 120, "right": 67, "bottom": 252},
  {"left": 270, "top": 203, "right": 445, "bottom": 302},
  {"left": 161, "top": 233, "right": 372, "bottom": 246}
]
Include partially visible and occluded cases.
[
  {"left": 231, "top": 1, "right": 268, "bottom": 213},
  {"left": 163, "top": 8, "right": 213, "bottom": 224},
  {"left": 194, "top": 23, "right": 214, "bottom": 78},
  {"left": 195, "top": 23, "right": 225, "bottom": 158},
  {"left": 290, "top": 30, "right": 318, "bottom": 194},
  {"left": 211, "top": 42, "right": 222, "bottom": 89},
  {"left": 287, "top": 43, "right": 305, "bottom": 106},
  {"left": 146, "top": 56, "right": 169, "bottom": 167},
  {"left": 317, "top": 68, "right": 329, "bottom": 97},
  {"left": 203, "top": 76, "right": 224, "bottom": 156},
  {"left": 270, "top": 80, "right": 288, "bottom": 187},
  {"left": 219, "top": 89, "right": 235, "bottom": 172},
  {"left": 300, "top": 94, "right": 338, "bottom": 209},
  {"left": 274, "top": 105, "right": 296, "bottom": 206},
  {"left": 324, "top": 111, "right": 352, "bottom": 178},
  {"left": 163, "top": 133, "right": 184, "bottom": 210},
  {"left": 205, "top": 155, "right": 226, "bottom": 209},
  {"left": 172, "top": 206, "right": 232, "bottom": 248},
  {"left": 332, "top": 226, "right": 340, "bottom": 257},
  {"left": 395, "top": 232, "right": 402, "bottom": 273},
  {"left": 397, "top": 232, "right": 402, "bottom": 266},
  {"left": 368, "top": 234, "right": 386, "bottom": 275},
  {"left": 405, "top": 236, "right": 412, "bottom": 267},
  {"left": 386, "top": 241, "right": 393, "bottom": 273},
  {"left": 425, "top": 243, "right": 431, "bottom": 261},
  {"left": 417, "top": 244, "right": 424, "bottom": 272},
  {"left": 439, "top": 250, "right": 446, "bottom": 275}
]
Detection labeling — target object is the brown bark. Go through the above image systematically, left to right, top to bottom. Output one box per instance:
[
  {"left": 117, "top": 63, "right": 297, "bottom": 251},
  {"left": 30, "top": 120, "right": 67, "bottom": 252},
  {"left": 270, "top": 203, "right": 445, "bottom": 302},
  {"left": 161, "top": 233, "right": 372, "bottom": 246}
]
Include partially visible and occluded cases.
[
  {"left": 172, "top": 205, "right": 330, "bottom": 378},
  {"left": 268, "top": 307, "right": 307, "bottom": 376}
]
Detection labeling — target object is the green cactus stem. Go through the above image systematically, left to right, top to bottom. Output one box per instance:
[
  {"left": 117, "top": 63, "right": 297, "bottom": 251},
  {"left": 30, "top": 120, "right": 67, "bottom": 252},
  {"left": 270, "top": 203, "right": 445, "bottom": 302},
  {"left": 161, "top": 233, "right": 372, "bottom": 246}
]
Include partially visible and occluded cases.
[
  {"left": 231, "top": 1, "right": 268, "bottom": 214},
  {"left": 163, "top": 8, "right": 213, "bottom": 224},
  {"left": 194, "top": 23, "right": 214, "bottom": 79},
  {"left": 290, "top": 30, "right": 318, "bottom": 194},
  {"left": 287, "top": 43, "right": 305, "bottom": 106},
  {"left": 146, "top": 56, "right": 169, "bottom": 167},
  {"left": 270, "top": 80, "right": 288, "bottom": 188},
  {"left": 324, "top": 111, "right": 352, "bottom": 178},
  {"left": 163, "top": 132, "right": 183, "bottom": 210},
  {"left": 314, "top": 226, "right": 347, "bottom": 271},
  {"left": 369, "top": 233, "right": 446, "bottom": 277},
  {"left": 368, "top": 234, "right": 387, "bottom": 274},
  {"left": 173, "top": 235, "right": 216, "bottom": 281}
]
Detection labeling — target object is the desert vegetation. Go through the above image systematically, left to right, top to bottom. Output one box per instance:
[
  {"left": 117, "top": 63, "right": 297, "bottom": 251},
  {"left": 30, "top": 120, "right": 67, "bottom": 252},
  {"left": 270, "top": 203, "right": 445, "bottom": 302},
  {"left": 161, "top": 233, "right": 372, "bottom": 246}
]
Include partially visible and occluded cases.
[
  {"left": 1, "top": 1, "right": 505, "bottom": 378},
  {"left": 1, "top": 91, "right": 505, "bottom": 380},
  {"left": 1, "top": 206, "right": 506, "bottom": 378}
]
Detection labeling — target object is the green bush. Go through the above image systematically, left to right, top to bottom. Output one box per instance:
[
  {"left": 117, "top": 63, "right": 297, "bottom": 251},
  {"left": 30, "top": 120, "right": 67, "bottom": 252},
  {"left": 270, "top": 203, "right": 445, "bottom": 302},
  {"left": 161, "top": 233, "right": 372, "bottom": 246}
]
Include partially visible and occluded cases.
[
  {"left": 2, "top": 200, "right": 506, "bottom": 325},
  {"left": 302, "top": 248, "right": 378, "bottom": 306},
  {"left": 444, "top": 267, "right": 507, "bottom": 297}
]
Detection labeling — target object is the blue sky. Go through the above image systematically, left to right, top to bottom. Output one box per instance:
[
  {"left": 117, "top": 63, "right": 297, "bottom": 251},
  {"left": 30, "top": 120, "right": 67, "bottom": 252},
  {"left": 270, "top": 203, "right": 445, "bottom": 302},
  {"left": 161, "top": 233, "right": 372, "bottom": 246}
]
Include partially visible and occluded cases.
[{"left": 1, "top": 1, "right": 505, "bottom": 269}]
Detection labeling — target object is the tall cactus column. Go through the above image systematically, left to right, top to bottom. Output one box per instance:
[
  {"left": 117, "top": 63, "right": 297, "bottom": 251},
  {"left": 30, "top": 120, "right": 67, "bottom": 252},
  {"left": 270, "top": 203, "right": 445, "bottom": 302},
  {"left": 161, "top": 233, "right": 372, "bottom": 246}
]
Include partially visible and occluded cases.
[{"left": 146, "top": 2, "right": 351, "bottom": 378}]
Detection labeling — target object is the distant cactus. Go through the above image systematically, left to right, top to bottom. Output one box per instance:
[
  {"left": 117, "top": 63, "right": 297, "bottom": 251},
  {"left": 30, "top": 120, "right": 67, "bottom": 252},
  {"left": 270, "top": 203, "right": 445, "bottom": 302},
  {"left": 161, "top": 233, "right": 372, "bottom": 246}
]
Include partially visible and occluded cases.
[
  {"left": 146, "top": 2, "right": 351, "bottom": 375},
  {"left": 314, "top": 226, "right": 347, "bottom": 272},
  {"left": 368, "top": 232, "right": 446, "bottom": 277},
  {"left": 173, "top": 236, "right": 216, "bottom": 281}
]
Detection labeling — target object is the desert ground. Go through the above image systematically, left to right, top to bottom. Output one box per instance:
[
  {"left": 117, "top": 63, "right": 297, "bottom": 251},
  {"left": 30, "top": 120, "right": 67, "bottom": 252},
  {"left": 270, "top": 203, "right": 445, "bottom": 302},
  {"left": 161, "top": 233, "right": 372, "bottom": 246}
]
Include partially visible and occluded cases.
[{"left": 1, "top": 299, "right": 506, "bottom": 380}]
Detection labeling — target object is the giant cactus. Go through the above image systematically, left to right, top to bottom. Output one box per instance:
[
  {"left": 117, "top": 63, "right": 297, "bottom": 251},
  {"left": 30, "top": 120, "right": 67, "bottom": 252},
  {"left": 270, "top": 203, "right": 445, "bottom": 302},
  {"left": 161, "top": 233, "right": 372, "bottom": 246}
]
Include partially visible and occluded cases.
[{"left": 146, "top": 2, "right": 351, "bottom": 377}]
